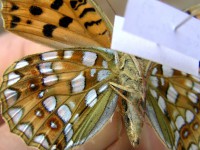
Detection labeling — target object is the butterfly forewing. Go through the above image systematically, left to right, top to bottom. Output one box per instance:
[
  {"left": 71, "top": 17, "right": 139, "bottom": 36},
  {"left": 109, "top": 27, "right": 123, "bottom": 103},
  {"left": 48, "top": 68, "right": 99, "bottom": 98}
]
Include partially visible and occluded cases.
[
  {"left": 1, "top": 0, "right": 112, "bottom": 48},
  {"left": 185, "top": 4, "right": 200, "bottom": 19},
  {"left": 0, "top": 47, "right": 120, "bottom": 149},
  {"left": 146, "top": 64, "right": 200, "bottom": 149}
]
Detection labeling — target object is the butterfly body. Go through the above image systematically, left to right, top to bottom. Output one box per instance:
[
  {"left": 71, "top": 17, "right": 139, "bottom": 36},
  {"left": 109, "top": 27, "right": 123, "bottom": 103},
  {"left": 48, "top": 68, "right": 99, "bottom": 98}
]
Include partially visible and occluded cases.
[
  {"left": 1, "top": 0, "right": 200, "bottom": 150},
  {"left": 115, "top": 53, "right": 153, "bottom": 147}
]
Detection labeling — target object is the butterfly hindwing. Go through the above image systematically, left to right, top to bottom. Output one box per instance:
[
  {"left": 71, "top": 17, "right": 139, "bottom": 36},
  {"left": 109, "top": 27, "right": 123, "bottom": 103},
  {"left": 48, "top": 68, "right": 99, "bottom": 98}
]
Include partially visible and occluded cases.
[
  {"left": 1, "top": 0, "right": 112, "bottom": 48},
  {"left": 0, "top": 47, "right": 120, "bottom": 149},
  {"left": 147, "top": 64, "right": 200, "bottom": 150}
]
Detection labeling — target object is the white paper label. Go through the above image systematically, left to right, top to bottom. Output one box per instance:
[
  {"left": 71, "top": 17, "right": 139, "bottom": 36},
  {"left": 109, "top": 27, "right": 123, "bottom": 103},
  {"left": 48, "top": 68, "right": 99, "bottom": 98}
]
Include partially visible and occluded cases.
[
  {"left": 124, "top": 0, "right": 200, "bottom": 60},
  {"left": 111, "top": 16, "right": 199, "bottom": 76}
]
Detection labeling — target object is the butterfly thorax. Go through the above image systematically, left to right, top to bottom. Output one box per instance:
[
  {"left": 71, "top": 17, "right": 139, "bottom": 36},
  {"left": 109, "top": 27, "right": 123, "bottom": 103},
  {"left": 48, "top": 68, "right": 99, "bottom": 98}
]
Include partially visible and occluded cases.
[
  {"left": 117, "top": 54, "right": 151, "bottom": 147},
  {"left": 117, "top": 54, "right": 149, "bottom": 101}
]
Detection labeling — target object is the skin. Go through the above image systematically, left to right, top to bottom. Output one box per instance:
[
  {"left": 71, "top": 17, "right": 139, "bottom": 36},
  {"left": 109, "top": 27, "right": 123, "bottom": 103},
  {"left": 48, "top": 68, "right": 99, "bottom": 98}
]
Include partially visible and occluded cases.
[{"left": 0, "top": 33, "right": 167, "bottom": 150}]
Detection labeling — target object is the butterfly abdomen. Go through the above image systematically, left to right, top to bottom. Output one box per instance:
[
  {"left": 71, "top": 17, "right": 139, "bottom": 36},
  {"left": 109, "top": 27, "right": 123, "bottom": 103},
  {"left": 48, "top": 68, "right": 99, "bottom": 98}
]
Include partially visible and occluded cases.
[
  {"left": 117, "top": 54, "right": 149, "bottom": 147},
  {"left": 122, "top": 99, "right": 143, "bottom": 147}
]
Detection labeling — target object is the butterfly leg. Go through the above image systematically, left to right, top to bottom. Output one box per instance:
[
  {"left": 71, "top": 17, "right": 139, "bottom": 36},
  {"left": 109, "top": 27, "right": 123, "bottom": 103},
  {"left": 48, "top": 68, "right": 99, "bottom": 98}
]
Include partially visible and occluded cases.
[
  {"left": 109, "top": 82, "right": 144, "bottom": 147},
  {"left": 109, "top": 82, "right": 144, "bottom": 118},
  {"left": 109, "top": 82, "right": 135, "bottom": 93}
]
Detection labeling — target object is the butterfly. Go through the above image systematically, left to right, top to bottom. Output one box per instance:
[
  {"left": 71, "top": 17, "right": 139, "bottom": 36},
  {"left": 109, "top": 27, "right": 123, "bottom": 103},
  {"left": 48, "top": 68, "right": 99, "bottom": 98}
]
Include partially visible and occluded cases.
[{"left": 1, "top": 0, "right": 200, "bottom": 150}]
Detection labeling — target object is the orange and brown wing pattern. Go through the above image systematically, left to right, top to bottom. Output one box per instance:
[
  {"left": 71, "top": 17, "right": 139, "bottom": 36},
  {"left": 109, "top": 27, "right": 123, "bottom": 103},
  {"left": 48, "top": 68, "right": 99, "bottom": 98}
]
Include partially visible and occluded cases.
[
  {"left": 1, "top": 0, "right": 112, "bottom": 48},
  {"left": 185, "top": 4, "right": 200, "bottom": 19},
  {"left": 0, "top": 47, "right": 119, "bottom": 150},
  {"left": 146, "top": 64, "right": 200, "bottom": 150}
]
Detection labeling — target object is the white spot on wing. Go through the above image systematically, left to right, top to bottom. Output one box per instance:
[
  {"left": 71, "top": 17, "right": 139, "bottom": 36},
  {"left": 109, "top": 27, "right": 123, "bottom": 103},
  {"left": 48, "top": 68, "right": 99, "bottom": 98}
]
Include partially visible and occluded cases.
[
  {"left": 64, "top": 51, "right": 73, "bottom": 59},
  {"left": 41, "top": 52, "right": 58, "bottom": 60},
  {"left": 82, "top": 52, "right": 97, "bottom": 66},
  {"left": 15, "top": 60, "right": 29, "bottom": 69},
  {"left": 102, "top": 60, "right": 108, "bottom": 68},
  {"left": 38, "top": 62, "right": 53, "bottom": 74},
  {"left": 162, "top": 66, "right": 174, "bottom": 77},
  {"left": 152, "top": 68, "right": 157, "bottom": 75},
  {"left": 90, "top": 69, "right": 96, "bottom": 77},
  {"left": 97, "top": 70, "right": 110, "bottom": 81},
  {"left": 7, "top": 72, "right": 20, "bottom": 86},
  {"left": 71, "top": 72, "right": 85, "bottom": 93},
  {"left": 181, "top": 72, "right": 187, "bottom": 76},
  {"left": 43, "top": 75, "right": 58, "bottom": 86},
  {"left": 150, "top": 76, "right": 159, "bottom": 87},
  {"left": 191, "top": 76, "right": 200, "bottom": 82},
  {"left": 160, "top": 78, "right": 165, "bottom": 86},
  {"left": 185, "top": 80, "right": 192, "bottom": 88},
  {"left": 193, "top": 83, "right": 200, "bottom": 93},
  {"left": 98, "top": 84, "right": 108, "bottom": 93},
  {"left": 167, "top": 85, "right": 178, "bottom": 104},
  {"left": 4, "top": 89, "right": 18, "bottom": 106},
  {"left": 85, "top": 89, "right": 97, "bottom": 107},
  {"left": 150, "top": 89, "right": 158, "bottom": 98},
  {"left": 38, "top": 90, "right": 45, "bottom": 98},
  {"left": 188, "top": 92, "right": 198, "bottom": 104},
  {"left": 43, "top": 96, "right": 57, "bottom": 112},
  {"left": 158, "top": 96, "right": 166, "bottom": 114},
  {"left": 68, "top": 101, "right": 75, "bottom": 109},
  {"left": 57, "top": 105, "right": 71, "bottom": 123},
  {"left": 8, "top": 108, "right": 23, "bottom": 124},
  {"left": 35, "top": 109, "right": 42, "bottom": 117},
  {"left": 186, "top": 110, "right": 194, "bottom": 123},
  {"left": 73, "top": 114, "right": 79, "bottom": 121},
  {"left": 175, "top": 116, "right": 185, "bottom": 130},
  {"left": 50, "top": 121, "right": 58, "bottom": 129},
  {"left": 170, "top": 121, "right": 176, "bottom": 130},
  {"left": 17, "top": 123, "right": 33, "bottom": 138},
  {"left": 64, "top": 123, "right": 73, "bottom": 142},
  {"left": 194, "top": 123, "right": 199, "bottom": 130},
  {"left": 174, "top": 130, "right": 180, "bottom": 147},
  {"left": 183, "top": 130, "right": 189, "bottom": 138},
  {"left": 34, "top": 134, "right": 50, "bottom": 149},
  {"left": 65, "top": 140, "right": 74, "bottom": 149},
  {"left": 189, "top": 144, "right": 198, "bottom": 150},
  {"left": 51, "top": 145, "right": 57, "bottom": 150}
]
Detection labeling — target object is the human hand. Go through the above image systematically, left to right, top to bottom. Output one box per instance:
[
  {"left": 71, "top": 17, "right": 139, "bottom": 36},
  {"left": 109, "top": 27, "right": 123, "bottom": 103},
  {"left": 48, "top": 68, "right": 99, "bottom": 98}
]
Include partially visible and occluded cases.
[{"left": 0, "top": 33, "right": 166, "bottom": 150}]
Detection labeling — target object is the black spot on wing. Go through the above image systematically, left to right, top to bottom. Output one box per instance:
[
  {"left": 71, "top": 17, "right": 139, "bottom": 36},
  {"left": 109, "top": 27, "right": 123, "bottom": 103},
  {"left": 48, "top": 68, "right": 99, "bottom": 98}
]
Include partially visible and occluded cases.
[
  {"left": 51, "top": 0, "right": 63, "bottom": 10},
  {"left": 70, "top": 0, "right": 87, "bottom": 10},
  {"left": 70, "top": 1, "right": 77, "bottom": 9},
  {"left": 11, "top": 4, "right": 19, "bottom": 11},
  {"left": 29, "top": 6, "right": 43, "bottom": 15},
  {"left": 79, "top": 8, "right": 95, "bottom": 18},
  {"left": 185, "top": 10, "right": 198, "bottom": 18},
  {"left": 186, "top": 10, "right": 191, "bottom": 15},
  {"left": 10, "top": 16, "right": 21, "bottom": 28},
  {"left": 59, "top": 16, "right": 73, "bottom": 28},
  {"left": 84, "top": 19, "right": 102, "bottom": 29},
  {"left": 26, "top": 20, "right": 32, "bottom": 24},
  {"left": 43, "top": 24, "right": 57, "bottom": 37},
  {"left": 99, "top": 30, "right": 107, "bottom": 35},
  {"left": 56, "top": 143, "right": 63, "bottom": 150}
]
